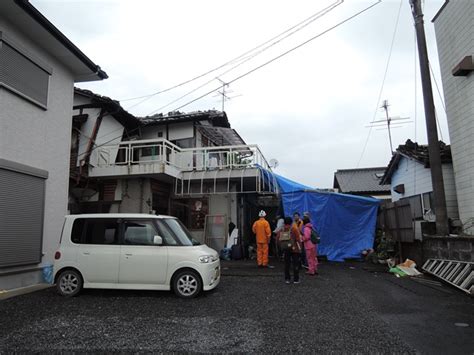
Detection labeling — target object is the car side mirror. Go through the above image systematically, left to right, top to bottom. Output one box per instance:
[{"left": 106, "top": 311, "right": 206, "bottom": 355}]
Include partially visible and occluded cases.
[{"left": 153, "top": 235, "right": 163, "bottom": 245}]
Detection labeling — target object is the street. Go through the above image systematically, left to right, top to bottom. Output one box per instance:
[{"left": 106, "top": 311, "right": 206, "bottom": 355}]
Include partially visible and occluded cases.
[{"left": 0, "top": 260, "right": 473, "bottom": 354}]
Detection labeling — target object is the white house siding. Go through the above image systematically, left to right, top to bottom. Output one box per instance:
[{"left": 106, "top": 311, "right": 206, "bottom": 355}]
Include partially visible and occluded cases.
[
  {"left": 434, "top": 2, "right": 474, "bottom": 225},
  {"left": 0, "top": 18, "right": 75, "bottom": 289},
  {"left": 72, "top": 100, "right": 124, "bottom": 168},
  {"left": 168, "top": 122, "right": 194, "bottom": 141},
  {"left": 390, "top": 156, "right": 459, "bottom": 219}
]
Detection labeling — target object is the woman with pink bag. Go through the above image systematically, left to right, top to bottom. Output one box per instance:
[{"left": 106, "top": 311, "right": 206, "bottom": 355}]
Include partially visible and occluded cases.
[{"left": 301, "top": 215, "right": 318, "bottom": 275}]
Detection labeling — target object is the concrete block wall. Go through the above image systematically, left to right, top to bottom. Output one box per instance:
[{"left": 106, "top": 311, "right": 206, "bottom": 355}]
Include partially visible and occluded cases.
[{"left": 422, "top": 236, "right": 474, "bottom": 262}]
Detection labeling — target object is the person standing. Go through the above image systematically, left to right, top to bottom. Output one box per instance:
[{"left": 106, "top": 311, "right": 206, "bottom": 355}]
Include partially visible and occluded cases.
[
  {"left": 252, "top": 210, "right": 272, "bottom": 268},
  {"left": 292, "top": 212, "right": 306, "bottom": 268},
  {"left": 272, "top": 215, "right": 284, "bottom": 258},
  {"left": 301, "top": 215, "right": 318, "bottom": 275},
  {"left": 279, "top": 217, "right": 302, "bottom": 284}
]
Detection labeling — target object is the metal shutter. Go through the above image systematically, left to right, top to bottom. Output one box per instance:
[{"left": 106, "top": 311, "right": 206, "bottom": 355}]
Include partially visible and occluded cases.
[
  {"left": 0, "top": 41, "right": 49, "bottom": 107},
  {"left": 0, "top": 168, "right": 45, "bottom": 267}
]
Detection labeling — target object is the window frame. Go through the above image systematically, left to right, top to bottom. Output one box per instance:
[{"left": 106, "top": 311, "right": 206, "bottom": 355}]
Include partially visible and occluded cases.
[
  {"left": 0, "top": 31, "right": 52, "bottom": 110},
  {"left": 72, "top": 218, "right": 121, "bottom": 245},
  {"left": 121, "top": 219, "right": 164, "bottom": 246}
]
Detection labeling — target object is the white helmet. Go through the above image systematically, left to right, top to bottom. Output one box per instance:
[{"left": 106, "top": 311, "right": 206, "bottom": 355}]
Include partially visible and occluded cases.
[{"left": 258, "top": 210, "right": 266, "bottom": 217}]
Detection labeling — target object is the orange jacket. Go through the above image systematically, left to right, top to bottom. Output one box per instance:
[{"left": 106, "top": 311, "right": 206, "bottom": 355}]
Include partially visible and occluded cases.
[{"left": 252, "top": 218, "right": 271, "bottom": 244}]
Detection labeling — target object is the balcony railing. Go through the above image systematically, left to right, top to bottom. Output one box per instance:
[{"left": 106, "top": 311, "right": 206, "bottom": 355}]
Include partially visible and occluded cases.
[{"left": 93, "top": 138, "right": 273, "bottom": 172}]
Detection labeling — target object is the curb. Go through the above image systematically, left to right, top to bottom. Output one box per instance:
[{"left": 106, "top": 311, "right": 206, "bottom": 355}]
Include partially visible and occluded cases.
[{"left": 0, "top": 283, "right": 54, "bottom": 301}]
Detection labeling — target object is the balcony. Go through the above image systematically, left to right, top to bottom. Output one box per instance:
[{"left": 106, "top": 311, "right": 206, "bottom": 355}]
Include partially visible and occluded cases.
[{"left": 89, "top": 138, "right": 279, "bottom": 195}]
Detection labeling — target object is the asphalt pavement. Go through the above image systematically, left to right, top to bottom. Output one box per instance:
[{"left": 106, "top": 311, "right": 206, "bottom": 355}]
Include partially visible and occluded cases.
[{"left": 0, "top": 259, "right": 472, "bottom": 353}]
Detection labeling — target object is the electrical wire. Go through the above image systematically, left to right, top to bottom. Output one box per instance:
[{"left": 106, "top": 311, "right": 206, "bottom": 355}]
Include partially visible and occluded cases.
[
  {"left": 76, "top": 0, "right": 381, "bottom": 162},
  {"left": 121, "top": 0, "right": 343, "bottom": 110},
  {"left": 154, "top": 0, "right": 382, "bottom": 115},
  {"left": 344, "top": 0, "right": 402, "bottom": 188},
  {"left": 145, "top": 1, "right": 343, "bottom": 115}
]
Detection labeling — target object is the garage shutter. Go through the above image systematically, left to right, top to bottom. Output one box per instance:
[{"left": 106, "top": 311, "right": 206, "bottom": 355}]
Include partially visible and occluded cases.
[{"left": 0, "top": 168, "right": 45, "bottom": 267}]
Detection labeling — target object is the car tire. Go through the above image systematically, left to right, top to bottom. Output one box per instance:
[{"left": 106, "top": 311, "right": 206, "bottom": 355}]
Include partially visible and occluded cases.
[
  {"left": 56, "top": 269, "right": 83, "bottom": 297},
  {"left": 173, "top": 270, "right": 202, "bottom": 299}
]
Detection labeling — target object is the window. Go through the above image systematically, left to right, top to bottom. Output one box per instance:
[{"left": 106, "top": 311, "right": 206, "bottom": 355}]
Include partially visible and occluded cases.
[
  {"left": 0, "top": 34, "right": 51, "bottom": 108},
  {"left": 170, "top": 198, "right": 208, "bottom": 230},
  {"left": 160, "top": 218, "right": 194, "bottom": 246},
  {"left": 71, "top": 219, "right": 85, "bottom": 244},
  {"left": 83, "top": 219, "right": 119, "bottom": 245},
  {"left": 123, "top": 220, "right": 158, "bottom": 245},
  {"left": 155, "top": 220, "right": 179, "bottom": 246}
]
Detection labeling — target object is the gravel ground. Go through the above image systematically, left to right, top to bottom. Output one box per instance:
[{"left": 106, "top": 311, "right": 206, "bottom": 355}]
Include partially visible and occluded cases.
[{"left": 0, "top": 260, "right": 472, "bottom": 353}]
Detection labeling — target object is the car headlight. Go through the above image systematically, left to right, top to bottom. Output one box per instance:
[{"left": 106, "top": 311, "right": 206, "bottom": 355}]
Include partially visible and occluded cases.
[{"left": 199, "top": 255, "right": 218, "bottom": 263}]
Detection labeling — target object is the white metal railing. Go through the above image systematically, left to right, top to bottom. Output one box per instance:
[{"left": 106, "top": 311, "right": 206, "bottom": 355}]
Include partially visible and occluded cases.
[{"left": 94, "top": 138, "right": 274, "bottom": 172}]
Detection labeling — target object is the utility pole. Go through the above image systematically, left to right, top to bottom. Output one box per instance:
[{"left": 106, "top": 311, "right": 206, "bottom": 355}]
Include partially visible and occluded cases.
[{"left": 410, "top": 0, "right": 449, "bottom": 235}]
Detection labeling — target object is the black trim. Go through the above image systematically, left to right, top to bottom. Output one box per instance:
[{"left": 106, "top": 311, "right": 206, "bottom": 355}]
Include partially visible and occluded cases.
[
  {"left": 13, "top": 0, "right": 108, "bottom": 79},
  {"left": 432, "top": 0, "right": 449, "bottom": 23}
]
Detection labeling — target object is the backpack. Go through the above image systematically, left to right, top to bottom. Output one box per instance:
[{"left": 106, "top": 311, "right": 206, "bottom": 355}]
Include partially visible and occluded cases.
[
  {"left": 310, "top": 228, "right": 321, "bottom": 244},
  {"left": 279, "top": 230, "right": 292, "bottom": 251}
]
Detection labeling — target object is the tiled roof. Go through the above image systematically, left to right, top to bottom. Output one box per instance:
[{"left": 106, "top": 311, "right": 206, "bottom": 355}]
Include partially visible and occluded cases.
[
  {"left": 74, "top": 87, "right": 140, "bottom": 130},
  {"left": 138, "top": 110, "right": 230, "bottom": 128},
  {"left": 380, "top": 139, "right": 452, "bottom": 185},
  {"left": 334, "top": 167, "right": 390, "bottom": 194}
]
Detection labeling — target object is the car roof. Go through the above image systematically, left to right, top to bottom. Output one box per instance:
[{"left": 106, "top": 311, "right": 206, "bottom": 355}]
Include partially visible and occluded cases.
[{"left": 65, "top": 214, "right": 175, "bottom": 219}]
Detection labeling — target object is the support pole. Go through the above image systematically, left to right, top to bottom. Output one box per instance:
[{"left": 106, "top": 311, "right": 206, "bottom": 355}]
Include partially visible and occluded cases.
[{"left": 410, "top": 0, "right": 449, "bottom": 235}]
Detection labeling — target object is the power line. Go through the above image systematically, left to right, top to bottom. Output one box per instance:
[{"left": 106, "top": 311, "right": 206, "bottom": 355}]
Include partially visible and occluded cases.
[
  {"left": 121, "top": 0, "right": 343, "bottom": 110},
  {"left": 344, "top": 0, "right": 402, "bottom": 188},
  {"left": 354, "top": 0, "right": 402, "bottom": 169},
  {"left": 76, "top": 1, "right": 381, "bottom": 163},
  {"left": 145, "top": 1, "right": 343, "bottom": 115},
  {"left": 161, "top": 1, "right": 382, "bottom": 115}
]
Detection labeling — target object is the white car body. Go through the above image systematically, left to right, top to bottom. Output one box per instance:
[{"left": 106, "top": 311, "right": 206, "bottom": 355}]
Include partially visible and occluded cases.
[{"left": 54, "top": 214, "right": 220, "bottom": 297}]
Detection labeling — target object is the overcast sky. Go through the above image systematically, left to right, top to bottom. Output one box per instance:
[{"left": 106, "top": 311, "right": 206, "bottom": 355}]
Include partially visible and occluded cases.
[{"left": 34, "top": 0, "right": 448, "bottom": 188}]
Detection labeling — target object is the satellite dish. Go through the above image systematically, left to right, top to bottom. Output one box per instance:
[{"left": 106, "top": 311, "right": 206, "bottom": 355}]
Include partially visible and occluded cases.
[{"left": 269, "top": 159, "right": 279, "bottom": 169}]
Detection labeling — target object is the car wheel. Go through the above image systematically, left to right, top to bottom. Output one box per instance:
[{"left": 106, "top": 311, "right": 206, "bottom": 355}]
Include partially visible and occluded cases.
[
  {"left": 56, "top": 269, "right": 83, "bottom": 297},
  {"left": 173, "top": 270, "right": 202, "bottom": 299}
]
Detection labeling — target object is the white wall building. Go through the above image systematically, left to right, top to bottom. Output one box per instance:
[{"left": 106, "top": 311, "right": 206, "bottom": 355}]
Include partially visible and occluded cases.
[
  {"left": 0, "top": 1, "right": 106, "bottom": 290},
  {"left": 433, "top": 1, "right": 474, "bottom": 229},
  {"left": 70, "top": 90, "right": 278, "bottom": 249},
  {"left": 381, "top": 140, "right": 459, "bottom": 238}
]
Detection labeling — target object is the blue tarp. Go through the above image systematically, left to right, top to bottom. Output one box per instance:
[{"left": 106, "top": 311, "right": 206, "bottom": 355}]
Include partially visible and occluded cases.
[{"left": 275, "top": 174, "right": 380, "bottom": 262}]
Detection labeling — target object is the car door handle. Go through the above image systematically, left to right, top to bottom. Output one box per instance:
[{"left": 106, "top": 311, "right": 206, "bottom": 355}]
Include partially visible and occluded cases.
[
  {"left": 83, "top": 252, "right": 90, "bottom": 255},
  {"left": 125, "top": 253, "right": 133, "bottom": 256}
]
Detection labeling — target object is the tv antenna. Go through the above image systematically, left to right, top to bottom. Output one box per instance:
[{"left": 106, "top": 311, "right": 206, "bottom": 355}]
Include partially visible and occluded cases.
[
  {"left": 213, "top": 77, "right": 242, "bottom": 112},
  {"left": 366, "top": 100, "right": 412, "bottom": 154},
  {"left": 269, "top": 159, "right": 279, "bottom": 169}
]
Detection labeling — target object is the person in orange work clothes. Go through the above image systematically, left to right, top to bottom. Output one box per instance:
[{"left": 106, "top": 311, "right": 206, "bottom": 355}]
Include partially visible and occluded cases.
[{"left": 252, "top": 210, "right": 274, "bottom": 268}]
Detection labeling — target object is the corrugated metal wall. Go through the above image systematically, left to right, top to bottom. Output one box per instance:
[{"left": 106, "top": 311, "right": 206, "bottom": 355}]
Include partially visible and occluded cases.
[{"left": 0, "top": 168, "right": 45, "bottom": 267}]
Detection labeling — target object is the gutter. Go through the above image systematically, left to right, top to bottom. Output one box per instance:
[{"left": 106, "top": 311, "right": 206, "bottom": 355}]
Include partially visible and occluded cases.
[{"left": 13, "top": 0, "right": 108, "bottom": 80}]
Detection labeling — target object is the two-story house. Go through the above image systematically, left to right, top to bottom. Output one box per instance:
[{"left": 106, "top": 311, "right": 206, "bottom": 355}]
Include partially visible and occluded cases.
[
  {"left": 0, "top": 1, "right": 107, "bottom": 290},
  {"left": 433, "top": 1, "right": 474, "bottom": 232},
  {"left": 70, "top": 88, "right": 278, "bottom": 248}
]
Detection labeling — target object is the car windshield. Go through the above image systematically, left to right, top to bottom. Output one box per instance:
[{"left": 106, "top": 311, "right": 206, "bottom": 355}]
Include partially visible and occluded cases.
[{"left": 161, "top": 218, "right": 199, "bottom": 246}]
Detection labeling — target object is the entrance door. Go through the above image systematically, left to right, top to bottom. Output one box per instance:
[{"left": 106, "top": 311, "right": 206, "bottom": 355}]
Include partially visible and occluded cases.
[{"left": 119, "top": 219, "right": 168, "bottom": 285}]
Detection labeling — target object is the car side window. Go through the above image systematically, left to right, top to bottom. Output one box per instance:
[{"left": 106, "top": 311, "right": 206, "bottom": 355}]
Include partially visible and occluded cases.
[
  {"left": 71, "top": 219, "right": 85, "bottom": 244},
  {"left": 83, "top": 219, "right": 119, "bottom": 245},
  {"left": 123, "top": 220, "right": 159, "bottom": 246},
  {"left": 155, "top": 220, "right": 179, "bottom": 246}
]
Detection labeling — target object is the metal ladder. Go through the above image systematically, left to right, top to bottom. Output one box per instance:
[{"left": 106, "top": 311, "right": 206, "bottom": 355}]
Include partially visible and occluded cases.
[{"left": 422, "top": 259, "right": 473, "bottom": 295}]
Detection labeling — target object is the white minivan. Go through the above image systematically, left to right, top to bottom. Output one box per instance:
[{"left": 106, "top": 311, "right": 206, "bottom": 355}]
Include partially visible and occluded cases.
[{"left": 54, "top": 214, "right": 220, "bottom": 298}]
